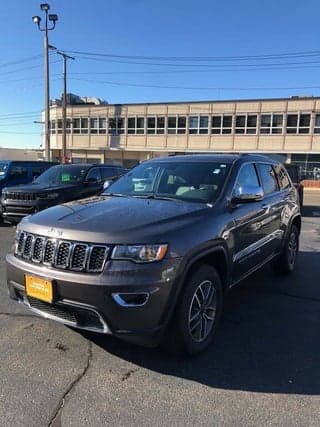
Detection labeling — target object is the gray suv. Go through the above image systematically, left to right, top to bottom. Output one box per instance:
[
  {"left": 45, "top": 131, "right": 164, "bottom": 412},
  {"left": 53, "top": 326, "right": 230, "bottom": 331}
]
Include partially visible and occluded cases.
[{"left": 6, "top": 154, "right": 301, "bottom": 355}]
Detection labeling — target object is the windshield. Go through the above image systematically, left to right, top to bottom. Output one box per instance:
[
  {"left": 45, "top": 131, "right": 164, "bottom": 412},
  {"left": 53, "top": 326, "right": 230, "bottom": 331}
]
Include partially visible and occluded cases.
[
  {"left": 103, "top": 161, "right": 231, "bottom": 203},
  {"left": 0, "top": 162, "right": 9, "bottom": 181},
  {"left": 35, "top": 165, "right": 89, "bottom": 185}
]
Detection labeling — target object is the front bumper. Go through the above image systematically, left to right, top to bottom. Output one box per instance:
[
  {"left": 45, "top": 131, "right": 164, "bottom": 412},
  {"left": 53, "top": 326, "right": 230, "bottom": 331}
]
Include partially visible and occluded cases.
[{"left": 6, "top": 253, "right": 182, "bottom": 347}]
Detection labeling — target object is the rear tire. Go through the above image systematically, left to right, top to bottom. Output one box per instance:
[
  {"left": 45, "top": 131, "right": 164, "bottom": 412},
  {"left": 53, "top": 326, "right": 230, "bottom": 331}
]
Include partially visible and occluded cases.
[
  {"left": 273, "top": 225, "right": 299, "bottom": 274},
  {"left": 164, "top": 265, "right": 223, "bottom": 356}
]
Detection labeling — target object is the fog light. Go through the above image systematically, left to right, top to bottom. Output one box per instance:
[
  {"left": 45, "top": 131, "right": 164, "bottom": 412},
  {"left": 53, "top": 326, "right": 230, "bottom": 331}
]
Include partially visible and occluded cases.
[{"left": 112, "top": 292, "right": 149, "bottom": 307}]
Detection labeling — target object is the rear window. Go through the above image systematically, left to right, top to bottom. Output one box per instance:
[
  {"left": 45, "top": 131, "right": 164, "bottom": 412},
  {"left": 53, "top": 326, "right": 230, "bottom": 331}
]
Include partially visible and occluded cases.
[{"left": 285, "top": 165, "right": 300, "bottom": 183}]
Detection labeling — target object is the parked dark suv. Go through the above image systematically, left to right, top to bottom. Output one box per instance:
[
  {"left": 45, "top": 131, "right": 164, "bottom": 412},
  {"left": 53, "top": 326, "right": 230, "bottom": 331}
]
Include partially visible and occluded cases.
[
  {"left": 6, "top": 154, "right": 301, "bottom": 355},
  {"left": 1, "top": 163, "right": 126, "bottom": 224}
]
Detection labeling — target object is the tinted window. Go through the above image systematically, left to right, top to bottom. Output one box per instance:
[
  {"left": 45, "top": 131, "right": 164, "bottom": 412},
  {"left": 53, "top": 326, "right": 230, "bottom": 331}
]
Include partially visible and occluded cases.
[
  {"left": 103, "top": 161, "right": 231, "bottom": 203},
  {"left": 257, "top": 164, "right": 279, "bottom": 195},
  {"left": 9, "top": 165, "right": 28, "bottom": 180},
  {"left": 32, "top": 165, "right": 48, "bottom": 179},
  {"left": 101, "top": 167, "right": 116, "bottom": 179},
  {"left": 86, "top": 168, "right": 102, "bottom": 182}
]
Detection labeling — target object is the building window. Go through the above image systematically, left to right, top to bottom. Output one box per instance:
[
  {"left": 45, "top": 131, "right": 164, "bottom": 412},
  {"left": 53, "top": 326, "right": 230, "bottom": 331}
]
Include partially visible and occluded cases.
[
  {"left": 260, "top": 113, "right": 283, "bottom": 134},
  {"left": 286, "top": 113, "right": 298, "bottom": 134},
  {"left": 287, "top": 113, "right": 310, "bottom": 134},
  {"left": 298, "top": 113, "right": 310, "bottom": 134},
  {"left": 235, "top": 114, "right": 257, "bottom": 134},
  {"left": 314, "top": 114, "right": 320, "bottom": 134},
  {"left": 212, "top": 115, "right": 233, "bottom": 134},
  {"left": 235, "top": 115, "right": 246, "bottom": 134},
  {"left": 147, "top": 116, "right": 165, "bottom": 134},
  {"left": 168, "top": 116, "right": 186, "bottom": 134},
  {"left": 189, "top": 116, "right": 208, "bottom": 134},
  {"left": 90, "top": 117, "right": 106, "bottom": 134},
  {"left": 109, "top": 117, "right": 125, "bottom": 135},
  {"left": 127, "top": 117, "right": 145, "bottom": 134},
  {"left": 73, "top": 118, "right": 88, "bottom": 134},
  {"left": 73, "top": 118, "right": 80, "bottom": 134},
  {"left": 81, "top": 118, "right": 88, "bottom": 134},
  {"left": 56, "top": 119, "right": 71, "bottom": 134},
  {"left": 50, "top": 120, "right": 56, "bottom": 134}
]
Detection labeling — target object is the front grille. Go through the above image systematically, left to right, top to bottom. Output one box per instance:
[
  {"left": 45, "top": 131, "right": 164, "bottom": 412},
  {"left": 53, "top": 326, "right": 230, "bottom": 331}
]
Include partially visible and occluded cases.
[
  {"left": 3, "top": 191, "right": 37, "bottom": 201},
  {"left": 15, "top": 231, "right": 109, "bottom": 273},
  {"left": 27, "top": 297, "right": 105, "bottom": 331}
]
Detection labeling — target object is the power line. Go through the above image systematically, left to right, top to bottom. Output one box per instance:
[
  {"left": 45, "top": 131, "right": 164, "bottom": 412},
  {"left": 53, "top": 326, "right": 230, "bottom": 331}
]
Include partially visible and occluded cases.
[
  {"left": 66, "top": 49, "right": 320, "bottom": 62},
  {"left": 0, "top": 54, "right": 42, "bottom": 68},
  {"left": 0, "top": 59, "right": 60, "bottom": 77},
  {"left": 68, "top": 63, "right": 320, "bottom": 76},
  {"left": 70, "top": 77, "right": 320, "bottom": 91},
  {"left": 0, "top": 110, "right": 42, "bottom": 118}
]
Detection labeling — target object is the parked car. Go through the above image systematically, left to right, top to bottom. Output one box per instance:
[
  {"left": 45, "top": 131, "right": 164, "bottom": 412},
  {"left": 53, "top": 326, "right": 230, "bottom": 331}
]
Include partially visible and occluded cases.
[
  {"left": 6, "top": 154, "right": 301, "bottom": 355},
  {"left": 0, "top": 160, "right": 57, "bottom": 197},
  {"left": 1, "top": 163, "right": 126, "bottom": 224},
  {"left": 284, "top": 164, "right": 304, "bottom": 208}
]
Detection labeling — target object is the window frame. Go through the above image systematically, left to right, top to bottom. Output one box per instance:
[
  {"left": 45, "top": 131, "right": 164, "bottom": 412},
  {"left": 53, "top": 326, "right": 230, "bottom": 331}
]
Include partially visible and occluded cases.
[{"left": 189, "top": 115, "right": 209, "bottom": 134}]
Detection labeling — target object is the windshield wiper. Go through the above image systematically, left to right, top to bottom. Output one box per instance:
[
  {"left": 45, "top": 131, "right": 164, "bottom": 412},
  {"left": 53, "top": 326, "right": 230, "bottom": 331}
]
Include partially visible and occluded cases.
[
  {"left": 102, "top": 192, "right": 128, "bottom": 198},
  {"left": 133, "top": 194, "right": 180, "bottom": 202}
]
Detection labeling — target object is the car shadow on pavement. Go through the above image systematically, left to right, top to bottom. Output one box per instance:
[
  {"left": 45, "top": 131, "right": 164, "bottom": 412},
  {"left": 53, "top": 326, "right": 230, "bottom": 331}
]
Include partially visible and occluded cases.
[{"left": 81, "top": 250, "right": 320, "bottom": 396}]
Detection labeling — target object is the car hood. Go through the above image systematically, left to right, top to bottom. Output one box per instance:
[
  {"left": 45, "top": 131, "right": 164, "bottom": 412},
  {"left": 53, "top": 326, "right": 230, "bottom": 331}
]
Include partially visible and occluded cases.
[
  {"left": 2, "top": 182, "right": 79, "bottom": 192},
  {"left": 20, "top": 195, "right": 212, "bottom": 244}
]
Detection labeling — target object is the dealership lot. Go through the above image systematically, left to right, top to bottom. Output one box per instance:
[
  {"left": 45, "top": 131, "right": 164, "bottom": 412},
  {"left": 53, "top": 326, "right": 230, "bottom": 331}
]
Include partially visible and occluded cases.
[{"left": 0, "top": 191, "right": 319, "bottom": 427}]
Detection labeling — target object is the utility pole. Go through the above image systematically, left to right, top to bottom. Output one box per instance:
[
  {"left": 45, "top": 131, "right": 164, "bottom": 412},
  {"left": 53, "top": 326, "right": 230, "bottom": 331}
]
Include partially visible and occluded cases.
[
  {"left": 32, "top": 4, "right": 58, "bottom": 161},
  {"left": 57, "top": 51, "right": 75, "bottom": 163}
]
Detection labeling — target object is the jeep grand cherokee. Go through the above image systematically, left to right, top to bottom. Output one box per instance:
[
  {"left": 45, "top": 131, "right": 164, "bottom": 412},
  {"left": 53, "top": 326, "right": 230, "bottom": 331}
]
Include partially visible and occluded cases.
[{"left": 6, "top": 154, "right": 301, "bottom": 355}]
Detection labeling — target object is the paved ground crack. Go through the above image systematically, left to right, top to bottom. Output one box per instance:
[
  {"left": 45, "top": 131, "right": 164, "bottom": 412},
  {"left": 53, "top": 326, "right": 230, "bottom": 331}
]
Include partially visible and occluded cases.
[
  {"left": 49, "top": 340, "right": 93, "bottom": 427},
  {"left": 121, "top": 368, "right": 139, "bottom": 381}
]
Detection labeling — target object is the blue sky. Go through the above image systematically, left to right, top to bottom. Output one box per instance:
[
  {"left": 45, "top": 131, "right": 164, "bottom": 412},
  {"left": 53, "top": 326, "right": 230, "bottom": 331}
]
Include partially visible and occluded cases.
[{"left": 1, "top": 0, "right": 320, "bottom": 148}]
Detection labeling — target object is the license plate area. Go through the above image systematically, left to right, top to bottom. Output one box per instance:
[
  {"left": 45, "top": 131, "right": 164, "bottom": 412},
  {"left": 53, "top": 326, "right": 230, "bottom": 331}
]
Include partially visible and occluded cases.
[{"left": 25, "top": 275, "right": 53, "bottom": 303}]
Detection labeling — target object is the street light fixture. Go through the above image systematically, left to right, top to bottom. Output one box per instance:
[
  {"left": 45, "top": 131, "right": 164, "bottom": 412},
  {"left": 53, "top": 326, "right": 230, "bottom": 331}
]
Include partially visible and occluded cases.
[{"left": 32, "top": 3, "right": 58, "bottom": 161}]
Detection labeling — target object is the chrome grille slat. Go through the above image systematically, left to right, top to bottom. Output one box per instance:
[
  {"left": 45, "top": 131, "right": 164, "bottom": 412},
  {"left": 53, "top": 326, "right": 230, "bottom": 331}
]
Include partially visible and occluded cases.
[{"left": 14, "top": 231, "right": 108, "bottom": 273}]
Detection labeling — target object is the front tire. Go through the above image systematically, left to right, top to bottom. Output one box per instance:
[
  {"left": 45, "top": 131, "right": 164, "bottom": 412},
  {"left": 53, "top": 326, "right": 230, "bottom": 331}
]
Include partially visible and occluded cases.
[
  {"left": 273, "top": 225, "right": 299, "bottom": 274},
  {"left": 164, "top": 265, "right": 223, "bottom": 355}
]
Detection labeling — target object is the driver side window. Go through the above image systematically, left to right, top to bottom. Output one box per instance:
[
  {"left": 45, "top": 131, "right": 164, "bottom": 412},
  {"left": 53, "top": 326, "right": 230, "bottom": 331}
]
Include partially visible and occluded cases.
[{"left": 86, "top": 168, "right": 101, "bottom": 183}]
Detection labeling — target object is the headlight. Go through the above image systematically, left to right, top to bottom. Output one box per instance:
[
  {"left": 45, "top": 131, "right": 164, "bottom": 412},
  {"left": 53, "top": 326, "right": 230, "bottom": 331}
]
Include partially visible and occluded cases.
[
  {"left": 38, "top": 192, "right": 59, "bottom": 200},
  {"left": 112, "top": 244, "right": 168, "bottom": 263}
]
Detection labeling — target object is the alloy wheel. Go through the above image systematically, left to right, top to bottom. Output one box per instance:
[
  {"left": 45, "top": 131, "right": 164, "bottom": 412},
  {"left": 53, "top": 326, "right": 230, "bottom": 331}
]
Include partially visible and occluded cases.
[{"left": 188, "top": 280, "right": 217, "bottom": 343}]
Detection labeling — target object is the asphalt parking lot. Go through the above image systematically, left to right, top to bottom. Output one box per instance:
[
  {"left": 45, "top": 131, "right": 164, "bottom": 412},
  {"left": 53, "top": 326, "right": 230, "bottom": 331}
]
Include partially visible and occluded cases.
[{"left": 0, "top": 191, "right": 319, "bottom": 427}]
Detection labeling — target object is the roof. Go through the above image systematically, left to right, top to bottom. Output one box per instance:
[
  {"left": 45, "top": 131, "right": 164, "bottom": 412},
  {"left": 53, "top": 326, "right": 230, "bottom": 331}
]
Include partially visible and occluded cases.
[
  {"left": 50, "top": 95, "right": 320, "bottom": 109},
  {"left": 146, "top": 153, "right": 277, "bottom": 164}
]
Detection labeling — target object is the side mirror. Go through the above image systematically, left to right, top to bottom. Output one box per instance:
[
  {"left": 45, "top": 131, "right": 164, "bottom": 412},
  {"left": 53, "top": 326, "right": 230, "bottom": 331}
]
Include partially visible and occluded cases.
[
  {"left": 103, "top": 179, "right": 113, "bottom": 190},
  {"left": 232, "top": 184, "right": 264, "bottom": 204}
]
